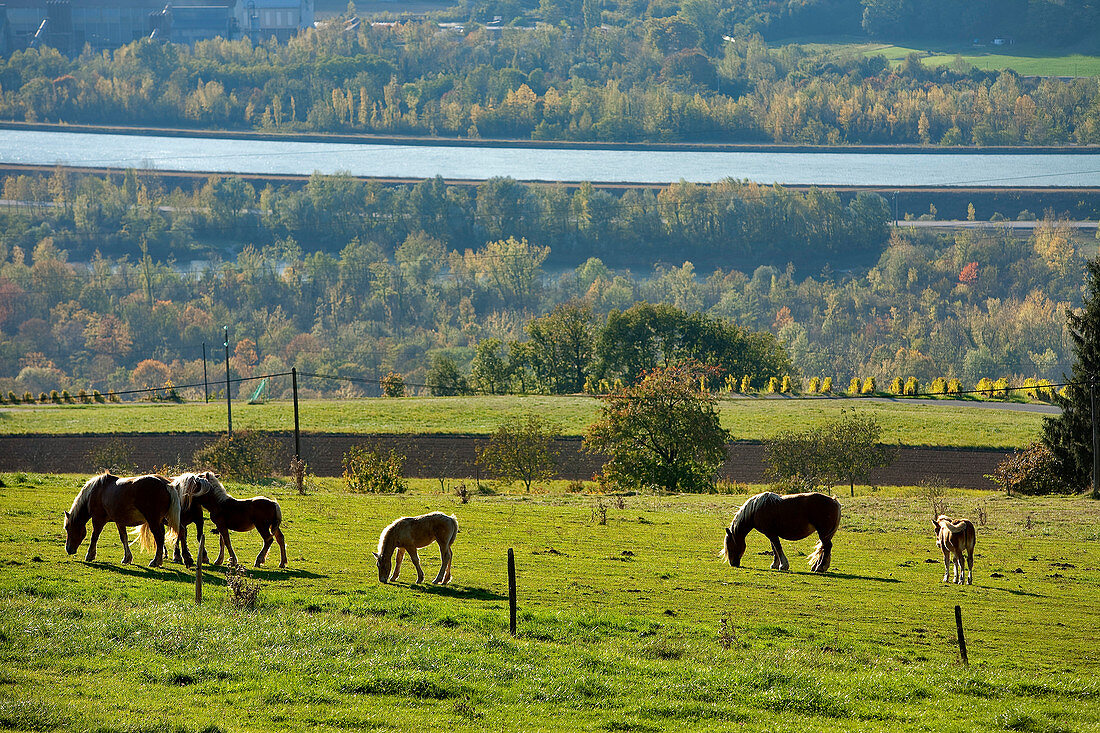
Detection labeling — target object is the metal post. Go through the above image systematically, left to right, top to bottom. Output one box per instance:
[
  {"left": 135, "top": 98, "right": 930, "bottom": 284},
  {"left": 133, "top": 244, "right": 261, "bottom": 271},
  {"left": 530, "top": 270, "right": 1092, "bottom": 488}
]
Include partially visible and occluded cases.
[
  {"left": 224, "top": 325, "right": 232, "bottom": 438},
  {"left": 202, "top": 342, "right": 209, "bottom": 403},
  {"left": 292, "top": 367, "right": 301, "bottom": 461},
  {"left": 508, "top": 548, "right": 517, "bottom": 637}
]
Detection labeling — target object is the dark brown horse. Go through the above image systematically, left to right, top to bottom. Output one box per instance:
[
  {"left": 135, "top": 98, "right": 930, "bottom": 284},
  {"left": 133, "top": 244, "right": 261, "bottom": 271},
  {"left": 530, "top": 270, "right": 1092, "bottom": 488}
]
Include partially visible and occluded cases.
[
  {"left": 64, "top": 472, "right": 181, "bottom": 566},
  {"left": 178, "top": 472, "right": 287, "bottom": 568},
  {"left": 722, "top": 491, "right": 841, "bottom": 573}
]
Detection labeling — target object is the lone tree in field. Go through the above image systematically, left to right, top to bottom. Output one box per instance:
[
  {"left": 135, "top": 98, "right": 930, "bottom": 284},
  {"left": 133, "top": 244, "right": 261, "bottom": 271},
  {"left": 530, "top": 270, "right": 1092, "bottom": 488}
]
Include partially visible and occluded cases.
[
  {"left": 1043, "top": 255, "right": 1100, "bottom": 496},
  {"left": 584, "top": 362, "right": 729, "bottom": 493},
  {"left": 764, "top": 412, "right": 895, "bottom": 496},
  {"left": 477, "top": 413, "right": 560, "bottom": 492}
]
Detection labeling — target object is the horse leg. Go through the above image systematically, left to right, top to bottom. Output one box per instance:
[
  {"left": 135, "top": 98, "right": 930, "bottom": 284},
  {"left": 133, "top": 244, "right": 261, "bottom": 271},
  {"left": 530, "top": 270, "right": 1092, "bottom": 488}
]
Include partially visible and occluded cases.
[
  {"left": 85, "top": 519, "right": 105, "bottom": 562},
  {"left": 116, "top": 522, "right": 133, "bottom": 564},
  {"left": 148, "top": 522, "right": 166, "bottom": 567},
  {"left": 177, "top": 523, "right": 192, "bottom": 567},
  {"left": 254, "top": 526, "right": 274, "bottom": 567},
  {"left": 273, "top": 528, "right": 287, "bottom": 569},
  {"left": 213, "top": 530, "right": 228, "bottom": 565},
  {"left": 221, "top": 530, "right": 240, "bottom": 567},
  {"left": 770, "top": 537, "right": 789, "bottom": 571},
  {"left": 811, "top": 538, "right": 833, "bottom": 573},
  {"left": 442, "top": 539, "right": 453, "bottom": 584},
  {"left": 432, "top": 541, "right": 451, "bottom": 584},
  {"left": 941, "top": 545, "right": 951, "bottom": 583},
  {"left": 966, "top": 545, "right": 974, "bottom": 585},
  {"left": 390, "top": 548, "right": 405, "bottom": 581},
  {"left": 408, "top": 548, "right": 425, "bottom": 583}
]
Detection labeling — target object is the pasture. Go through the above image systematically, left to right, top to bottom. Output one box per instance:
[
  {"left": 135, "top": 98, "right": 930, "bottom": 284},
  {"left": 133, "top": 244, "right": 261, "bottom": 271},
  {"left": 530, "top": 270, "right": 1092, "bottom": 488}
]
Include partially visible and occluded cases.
[
  {"left": 797, "top": 41, "right": 1100, "bottom": 77},
  {"left": 0, "top": 395, "right": 1048, "bottom": 448},
  {"left": 3, "top": 473, "right": 1100, "bottom": 732}
]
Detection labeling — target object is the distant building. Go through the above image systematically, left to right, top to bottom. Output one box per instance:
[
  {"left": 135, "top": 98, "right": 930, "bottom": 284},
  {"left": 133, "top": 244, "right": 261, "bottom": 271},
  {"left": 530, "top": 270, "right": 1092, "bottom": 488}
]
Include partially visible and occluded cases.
[{"left": 0, "top": 0, "right": 313, "bottom": 53}]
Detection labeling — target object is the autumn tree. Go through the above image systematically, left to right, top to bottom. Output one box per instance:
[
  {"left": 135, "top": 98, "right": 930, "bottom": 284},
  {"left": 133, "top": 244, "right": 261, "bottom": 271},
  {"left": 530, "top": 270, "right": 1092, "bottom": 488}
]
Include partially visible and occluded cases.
[
  {"left": 584, "top": 362, "right": 729, "bottom": 493},
  {"left": 477, "top": 413, "right": 560, "bottom": 492}
]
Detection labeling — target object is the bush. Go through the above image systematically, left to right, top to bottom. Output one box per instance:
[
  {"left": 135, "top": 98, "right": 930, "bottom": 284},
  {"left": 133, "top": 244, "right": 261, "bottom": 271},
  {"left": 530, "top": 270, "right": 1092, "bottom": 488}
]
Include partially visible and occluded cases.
[
  {"left": 381, "top": 371, "right": 406, "bottom": 398},
  {"left": 740, "top": 375, "right": 752, "bottom": 393},
  {"left": 780, "top": 375, "right": 794, "bottom": 394},
  {"left": 766, "top": 376, "right": 780, "bottom": 394},
  {"left": 806, "top": 377, "right": 820, "bottom": 394},
  {"left": 820, "top": 377, "right": 833, "bottom": 394},
  {"left": 847, "top": 377, "right": 861, "bottom": 396},
  {"left": 860, "top": 377, "right": 876, "bottom": 395},
  {"left": 888, "top": 377, "right": 903, "bottom": 395},
  {"left": 904, "top": 377, "right": 919, "bottom": 396},
  {"left": 930, "top": 377, "right": 947, "bottom": 396},
  {"left": 993, "top": 377, "right": 1010, "bottom": 399},
  {"left": 947, "top": 378, "right": 962, "bottom": 396},
  {"left": 976, "top": 378, "right": 995, "bottom": 398},
  {"left": 78, "top": 389, "right": 90, "bottom": 404},
  {"left": 49, "top": 390, "right": 60, "bottom": 404},
  {"left": 93, "top": 390, "right": 105, "bottom": 403},
  {"left": 107, "top": 390, "right": 120, "bottom": 403},
  {"left": 7, "top": 391, "right": 17, "bottom": 404},
  {"left": 23, "top": 392, "right": 33, "bottom": 403},
  {"left": 38, "top": 392, "right": 49, "bottom": 403},
  {"left": 193, "top": 431, "right": 279, "bottom": 482},
  {"left": 86, "top": 440, "right": 138, "bottom": 475},
  {"left": 988, "top": 442, "right": 1072, "bottom": 496},
  {"left": 343, "top": 444, "right": 408, "bottom": 494},
  {"left": 225, "top": 564, "right": 261, "bottom": 611}
]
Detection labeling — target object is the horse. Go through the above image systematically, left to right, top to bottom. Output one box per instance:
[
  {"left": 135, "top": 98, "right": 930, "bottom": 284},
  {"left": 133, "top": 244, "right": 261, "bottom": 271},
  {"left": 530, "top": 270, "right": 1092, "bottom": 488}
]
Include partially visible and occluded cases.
[
  {"left": 177, "top": 471, "right": 287, "bottom": 568},
  {"left": 64, "top": 472, "right": 181, "bottom": 567},
  {"left": 167, "top": 475, "right": 209, "bottom": 568},
  {"left": 721, "top": 491, "right": 841, "bottom": 573},
  {"left": 374, "top": 512, "right": 458, "bottom": 585},
  {"left": 934, "top": 515, "right": 975, "bottom": 585}
]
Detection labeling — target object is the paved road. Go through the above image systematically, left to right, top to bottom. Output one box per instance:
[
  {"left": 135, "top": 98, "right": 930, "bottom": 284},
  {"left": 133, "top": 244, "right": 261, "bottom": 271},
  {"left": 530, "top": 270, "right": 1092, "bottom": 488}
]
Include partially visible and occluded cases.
[{"left": 900, "top": 220, "right": 1097, "bottom": 231}]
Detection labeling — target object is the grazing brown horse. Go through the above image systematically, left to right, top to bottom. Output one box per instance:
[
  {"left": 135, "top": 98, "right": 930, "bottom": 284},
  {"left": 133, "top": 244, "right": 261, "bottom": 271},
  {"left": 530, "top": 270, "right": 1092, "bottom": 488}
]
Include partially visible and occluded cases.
[
  {"left": 64, "top": 472, "right": 181, "bottom": 566},
  {"left": 177, "top": 472, "right": 287, "bottom": 568},
  {"left": 722, "top": 491, "right": 842, "bottom": 573},
  {"left": 374, "top": 512, "right": 458, "bottom": 584},
  {"left": 934, "top": 514, "right": 976, "bottom": 585}
]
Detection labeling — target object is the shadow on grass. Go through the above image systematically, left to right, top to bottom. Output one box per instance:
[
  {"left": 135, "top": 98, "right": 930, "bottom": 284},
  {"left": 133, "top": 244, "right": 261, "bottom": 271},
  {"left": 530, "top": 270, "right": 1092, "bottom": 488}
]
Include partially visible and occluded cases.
[
  {"left": 90, "top": 560, "right": 325, "bottom": 584},
  {"left": 824, "top": 571, "right": 903, "bottom": 583},
  {"left": 398, "top": 582, "right": 507, "bottom": 601}
]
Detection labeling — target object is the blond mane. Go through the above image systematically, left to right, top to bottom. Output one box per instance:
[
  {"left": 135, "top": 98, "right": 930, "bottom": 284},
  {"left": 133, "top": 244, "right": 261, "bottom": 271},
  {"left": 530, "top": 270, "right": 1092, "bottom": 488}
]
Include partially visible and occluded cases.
[{"left": 70, "top": 472, "right": 114, "bottom": 517}]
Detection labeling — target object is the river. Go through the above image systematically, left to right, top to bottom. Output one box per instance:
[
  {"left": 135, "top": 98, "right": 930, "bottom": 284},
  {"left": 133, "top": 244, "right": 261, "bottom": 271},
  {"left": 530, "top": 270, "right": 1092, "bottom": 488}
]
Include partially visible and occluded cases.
[{"left": 2, "top": 129, "right": 1098, "bottom": 186}]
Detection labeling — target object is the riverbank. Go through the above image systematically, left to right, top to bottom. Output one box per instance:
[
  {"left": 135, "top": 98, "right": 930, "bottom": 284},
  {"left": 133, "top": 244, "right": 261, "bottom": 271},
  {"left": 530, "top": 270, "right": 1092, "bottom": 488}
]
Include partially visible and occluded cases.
[{"left": 3, "top": 119, "right": 1098, "bottom": 155}]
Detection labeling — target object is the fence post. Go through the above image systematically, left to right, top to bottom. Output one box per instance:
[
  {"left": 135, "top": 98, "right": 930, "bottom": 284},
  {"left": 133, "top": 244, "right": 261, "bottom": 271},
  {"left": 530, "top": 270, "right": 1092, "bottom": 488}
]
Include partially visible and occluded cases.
[
  {"left": 223, "top": 326, "right": 232, "bottom": 438},
  {"left": 202, "top": 342, "right": 209, "bottom": 403},
  {"left": 292, "top": 368, "right": 301, "bottom": 461},
  {"left": 508, "top": 548, "right": 517, "bottom": 637},
  {"left": 955, "top": 605, "right": 968, "bottom": 665}
]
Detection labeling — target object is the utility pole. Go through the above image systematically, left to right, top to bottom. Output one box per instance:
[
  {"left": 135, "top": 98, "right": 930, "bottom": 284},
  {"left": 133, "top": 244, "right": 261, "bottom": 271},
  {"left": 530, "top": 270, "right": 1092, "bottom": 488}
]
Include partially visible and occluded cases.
[
  {"left": 224, "top": 325, "right": 232, "bottom": 438},
  {"left": 202, "top": 342, "right": 209, "bottom": 403},
  {"left": 1092, "top": 379, "right": 1098, "bottom": 500}
]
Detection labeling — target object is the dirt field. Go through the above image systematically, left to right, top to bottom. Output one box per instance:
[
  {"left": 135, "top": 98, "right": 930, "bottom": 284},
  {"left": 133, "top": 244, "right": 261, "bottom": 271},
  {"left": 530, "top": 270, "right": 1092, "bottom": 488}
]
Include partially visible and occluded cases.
[{"left": 0, "top": 432, "right": 1010, "bottom": 489}]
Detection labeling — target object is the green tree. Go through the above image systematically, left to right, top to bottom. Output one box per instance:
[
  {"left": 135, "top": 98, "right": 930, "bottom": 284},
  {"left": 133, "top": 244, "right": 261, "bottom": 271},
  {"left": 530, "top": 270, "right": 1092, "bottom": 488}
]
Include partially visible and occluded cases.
[
  {"left": 1043, "top": 256, "right": 1100, "bottom": 496},
  {"left": 526, "top": 301, "right": 596, "bottom": 394},
  {"left": 470, "top": 338, "right": 510, "bottom": 395},
  {"left": 427, "top": 354, "right": 468, "bottom": 396},
  {"left": 584, "top": 362, "right": 729, "bottom": 493},
  {"left": 825, "top": 412, "right": 897, "bottom": 497},
  {"left": 477, "top": 413, "right": 560, "bottom": 492}
]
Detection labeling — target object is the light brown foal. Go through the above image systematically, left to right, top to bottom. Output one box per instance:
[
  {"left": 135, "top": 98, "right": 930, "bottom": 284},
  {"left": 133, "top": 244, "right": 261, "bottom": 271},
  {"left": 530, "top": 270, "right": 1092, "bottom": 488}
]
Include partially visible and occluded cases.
[
  {"left": 374, "top": 512, "right": 458, "bottom": 584},
  {"left": 934, "top": 514, "right": 975, "bottom": 584}
]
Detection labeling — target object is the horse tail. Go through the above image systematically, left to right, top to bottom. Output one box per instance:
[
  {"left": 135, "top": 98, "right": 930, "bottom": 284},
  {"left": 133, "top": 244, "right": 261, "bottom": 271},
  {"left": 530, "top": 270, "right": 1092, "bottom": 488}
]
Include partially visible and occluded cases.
[
  {"left": 164, "top": 480, "right": 181, "bottom": 544},
  {"left": 807, "top": 496, "right": 841, "bottom": 573}
]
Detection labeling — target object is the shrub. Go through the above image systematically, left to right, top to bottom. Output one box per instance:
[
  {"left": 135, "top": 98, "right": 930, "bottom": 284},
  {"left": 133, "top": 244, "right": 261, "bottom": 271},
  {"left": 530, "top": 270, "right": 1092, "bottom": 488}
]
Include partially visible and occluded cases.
[
  {"left": 381, "top": 371, "right": 406, "bottom": 398},
  {"left": 724, "top": 374, "right": 739, "bottom": 393},
  {"left": 740, "top": 375, "right": 752, "bottom": 393},
  {"left": 780, "top": 375, "right": 793, "bottom": 394},
  {"left": 766, "top": 376, "right": 780, "bottom": 393},
  {"left": 904, "top": 376, "right": 919, "bottom": 396},
  {"left": 806, "top": 377, "right": 821, "bottom": 394},
  {"left": 820, "top": 377, "right": 833, "bottom": 394},
  {"left": 847, "top": 377, "right": 861, "bottom": 396},
  {"left": 860, "top": 377, "right": 876, "bottom": 395},
  {"left": 888, "top": 377, "right": 903, "bottom": 395},
  {"left": 930, "top": 377, "right": 947, "bottom": 396},
  {"left": 993, "top": 377, "right": 1011, "bottom": 399},
  {"left": 947, "top": 378, "right": 962, "bottom": 396},
  {"left": 976, "top": 378, "right": 995, "bottom": 398},
  {"left": 78, "top": 389, "right": 90, "bottom": 404},
  {"left": 50, "top": 390, "right": 61, "bottom": 403},
  {"left": 61, "top": 390, "right": 74, "bottom": 403},
  {"left": 93, "top": 390, "right": 105, "bottom": 403},
  {"left": 107, "top": 390, "right": 120, "bottom": 403},
  {"left": 7, "top": 391, "right": 17, "bottom": 404},
  {"left": 23, "top": 392, "right": 33, "bottom": 403},
  {"left": 38, "top": 392, "right": 49, "bottom": 403},
  {"left": 476, "top": 413, "right": 559, "bottom": 492},
  {"left": 193, "top": 431, "right": 279, "bottom": 482},
  {"left": 86, "top": 440, "right": 138, "bottom": 475},
  {"left": 988, "top": 442, "right": 1071, "bottom": 496},
  {"left": 343, "top": 444, "right": 408, "bottom": 494},
  {"left": 289, "top": 457, "right": 310, "bottom": 495},
  {"left": 225, "top": 564, "right": 261, "bottom": 611}
]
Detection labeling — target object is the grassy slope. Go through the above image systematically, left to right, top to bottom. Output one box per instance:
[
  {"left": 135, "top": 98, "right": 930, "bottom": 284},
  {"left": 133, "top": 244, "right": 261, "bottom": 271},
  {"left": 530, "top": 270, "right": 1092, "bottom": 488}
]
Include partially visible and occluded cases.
[
  {"left": 797, "top": 40, "right": 1100, "bottom": 76},
  {"left": 0, "top": 396, "right": 1047, "bottom": 448},
  {"left": 2, "top": 474, "right": 1099, "bottom": 732}
]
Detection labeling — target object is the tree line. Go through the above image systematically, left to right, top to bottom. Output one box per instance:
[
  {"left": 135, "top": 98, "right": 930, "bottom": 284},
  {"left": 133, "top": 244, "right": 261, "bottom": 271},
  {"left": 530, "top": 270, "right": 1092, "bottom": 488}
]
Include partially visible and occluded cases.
[{"left": 1, "top": 15, "right": 1097, "bottom": 146}]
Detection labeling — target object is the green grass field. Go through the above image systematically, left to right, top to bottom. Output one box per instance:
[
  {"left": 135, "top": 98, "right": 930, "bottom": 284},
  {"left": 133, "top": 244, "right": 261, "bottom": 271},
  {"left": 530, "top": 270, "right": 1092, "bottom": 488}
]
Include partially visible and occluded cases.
[
  {"left": 797, "top": 40, "right": 1100, "bottom": 76},
  {"left": 0, "top": 396, "right": 1049, "bottom": 448},
  {"left": 2, "top": 473, "right": 1099, "bottom": 731}
]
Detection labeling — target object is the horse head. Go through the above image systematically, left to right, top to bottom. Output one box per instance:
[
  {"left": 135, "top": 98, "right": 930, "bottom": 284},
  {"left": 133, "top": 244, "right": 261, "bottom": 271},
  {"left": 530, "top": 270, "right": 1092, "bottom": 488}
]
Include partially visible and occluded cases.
[
  {"left": 63, "top": 509, "right": 86, "bottom": 555},
  {"left": 724, "top": 526, "right": 746, "bottom": 567},
  {"left": 373, "top": 551, "right": 390, "bottom": 583}
]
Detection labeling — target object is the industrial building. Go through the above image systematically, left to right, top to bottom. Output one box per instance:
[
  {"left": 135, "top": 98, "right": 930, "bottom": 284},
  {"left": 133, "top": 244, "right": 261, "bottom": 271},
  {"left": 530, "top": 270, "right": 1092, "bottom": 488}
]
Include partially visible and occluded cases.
[{"left": 0, "top": 0, "right": 314, "bottom": 54}]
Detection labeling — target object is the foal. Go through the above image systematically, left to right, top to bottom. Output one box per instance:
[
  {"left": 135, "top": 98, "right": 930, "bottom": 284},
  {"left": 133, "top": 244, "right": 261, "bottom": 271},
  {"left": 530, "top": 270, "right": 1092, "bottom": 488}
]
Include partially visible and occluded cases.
[
  {"left": 178, "top": 472, "right": 287, "bottom": 568},
  {"left": 374, "top": 512, "right": 458, "bottom": 584},
  {"left": 934, "top": 514, "right": 975, "bottom": 585}
]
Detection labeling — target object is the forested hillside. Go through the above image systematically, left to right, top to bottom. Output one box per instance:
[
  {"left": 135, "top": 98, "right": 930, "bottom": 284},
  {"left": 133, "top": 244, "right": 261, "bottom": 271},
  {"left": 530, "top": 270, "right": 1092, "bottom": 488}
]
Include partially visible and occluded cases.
[
  {"left": 1, "top": 12, "right": 1097, "bottom": 145},
  {"left": 0, "top": 170, "right": 1087, "bottom": 399}
]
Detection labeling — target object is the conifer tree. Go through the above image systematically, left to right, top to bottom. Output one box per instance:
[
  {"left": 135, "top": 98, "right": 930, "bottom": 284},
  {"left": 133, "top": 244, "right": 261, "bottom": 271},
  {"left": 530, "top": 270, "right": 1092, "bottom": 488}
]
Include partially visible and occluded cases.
[{"left": 1043, "top": 256, "right": 1100, "bottom": 496}]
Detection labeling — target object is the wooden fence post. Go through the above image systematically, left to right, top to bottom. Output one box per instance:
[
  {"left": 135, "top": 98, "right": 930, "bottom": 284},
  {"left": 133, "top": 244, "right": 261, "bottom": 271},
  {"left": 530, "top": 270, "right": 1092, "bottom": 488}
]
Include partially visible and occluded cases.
[
  {"left": 508, "top": 548, "right": 516, "bottom": 637},
  {"left": 955, "top": 604, "right": 968, "bottom": 665}
]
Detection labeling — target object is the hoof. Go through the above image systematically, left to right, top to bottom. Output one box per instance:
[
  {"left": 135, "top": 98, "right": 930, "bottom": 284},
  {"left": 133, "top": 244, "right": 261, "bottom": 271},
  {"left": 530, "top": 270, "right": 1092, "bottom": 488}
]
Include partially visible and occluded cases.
[{"left": 279, "top": 562, "right": 287, "bottom": 569}]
